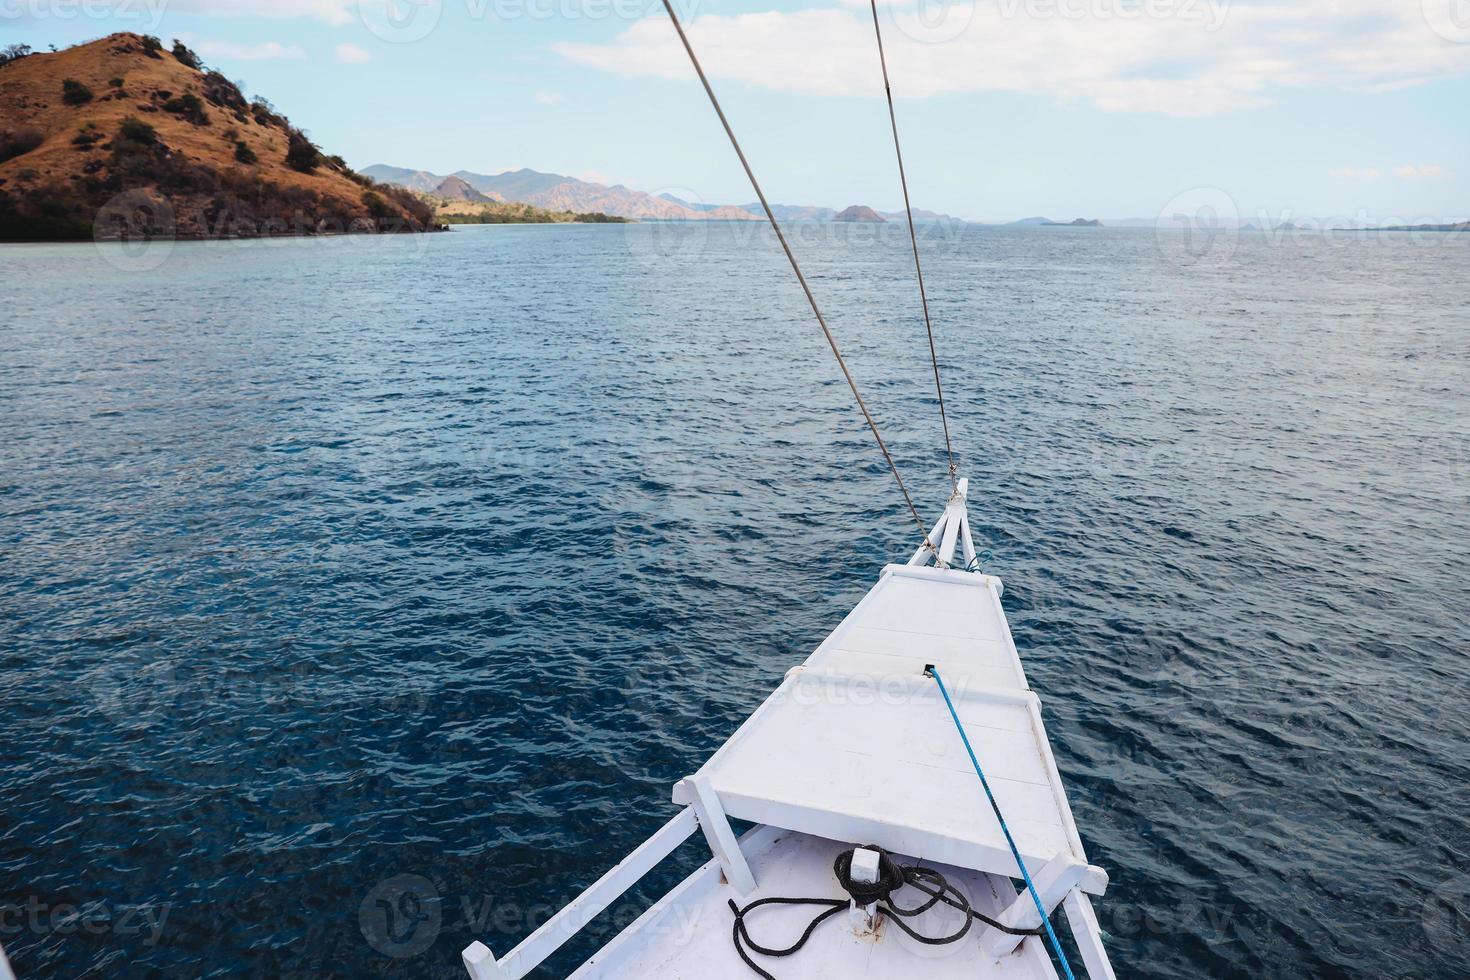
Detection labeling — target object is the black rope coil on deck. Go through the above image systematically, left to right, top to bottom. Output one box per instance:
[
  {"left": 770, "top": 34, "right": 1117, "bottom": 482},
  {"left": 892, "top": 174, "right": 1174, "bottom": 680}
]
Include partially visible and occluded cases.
[
  {"left": 728, "top": 846, "right": 1044, "bottom": 979},
  {"left": 832, "top": 847, "right": 904, "bottom": 906}
]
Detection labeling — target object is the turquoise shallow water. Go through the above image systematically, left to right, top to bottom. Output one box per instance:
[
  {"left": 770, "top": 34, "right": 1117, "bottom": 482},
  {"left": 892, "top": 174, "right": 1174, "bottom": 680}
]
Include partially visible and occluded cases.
[{"left": 2, "top": 222, "right": 1468, "bottom": 977}]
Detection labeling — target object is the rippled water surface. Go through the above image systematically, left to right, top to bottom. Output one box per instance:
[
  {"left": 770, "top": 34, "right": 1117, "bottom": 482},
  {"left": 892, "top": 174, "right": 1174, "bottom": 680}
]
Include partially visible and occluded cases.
[{"left": 2, "top": 223, "right": 1468, "bottom": 978}]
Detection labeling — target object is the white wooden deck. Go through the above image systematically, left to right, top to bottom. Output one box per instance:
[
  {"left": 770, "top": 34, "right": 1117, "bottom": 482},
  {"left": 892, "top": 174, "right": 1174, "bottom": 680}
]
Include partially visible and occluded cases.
[
  {"left": 673, "top": 562, "right": 1104, "bottom": 895},
  {"left": 571, "top": 825, "right": 1061, "bottom": 980}
]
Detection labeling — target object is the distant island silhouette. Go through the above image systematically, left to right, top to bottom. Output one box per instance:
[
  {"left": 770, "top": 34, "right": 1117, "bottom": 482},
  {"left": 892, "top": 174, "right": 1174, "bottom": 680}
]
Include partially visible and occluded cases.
[
  {"left": 833, "top": 205, "right": 886, "bottom": 223},
  {"left": 1377, "top": 221, "right": 1469, "bottom": 232}
]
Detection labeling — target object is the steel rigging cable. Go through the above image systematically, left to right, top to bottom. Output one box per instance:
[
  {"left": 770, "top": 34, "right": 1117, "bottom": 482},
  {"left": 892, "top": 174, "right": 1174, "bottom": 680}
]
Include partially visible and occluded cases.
[
  {"left": 656, "top": 0, "right": 934, "bottom": 547},
  {"left": 865, "top": 0, "right": 959, "bottom": 491}
]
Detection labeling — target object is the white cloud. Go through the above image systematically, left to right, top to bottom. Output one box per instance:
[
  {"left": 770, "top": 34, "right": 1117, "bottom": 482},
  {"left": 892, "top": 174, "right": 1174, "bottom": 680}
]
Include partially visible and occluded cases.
[
  {"left": 553, "top": 0, "right": 1470, "bottom": 117},
  {"left": 195, "top": 40, "right": 306, "bottom": 61},
  {"left": 336, "top": 42, "right": 373, "bottom": 63},
  {"left": 535, "top": 91, "right": 565, "bottom": 105},
  {"left": 1393, "top": 164, "right": 1452, "bottom": 180},
  {"left": 1328, "top": 168, "right": 1382, "bottom": 180}
]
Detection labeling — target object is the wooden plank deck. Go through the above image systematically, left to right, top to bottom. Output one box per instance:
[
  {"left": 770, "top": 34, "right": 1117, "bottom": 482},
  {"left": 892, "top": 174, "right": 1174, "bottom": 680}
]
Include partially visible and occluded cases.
[
  {"left": 676, "top": 563, "right": 1099, "bottom": 891},
  {"left": 572, "top": 825, "right": 1061, "bottom": 980}
]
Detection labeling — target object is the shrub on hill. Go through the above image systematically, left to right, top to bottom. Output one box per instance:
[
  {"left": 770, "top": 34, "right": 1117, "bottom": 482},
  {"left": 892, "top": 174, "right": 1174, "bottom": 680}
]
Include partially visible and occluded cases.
[
  {"left": 141, "top": 36, "right": 163, "bottom": 59},
  {"left": 171, "top": 41, "right": 202, "bottom": 70},
  {"left": 1, "top": 44, "right": 32, "bottom": 68},
  {"left": 202, "top": 72, "right": 249, "bottom": 115},
  {"left": 62, "top": 79, "right": 94, "bottom": 106},
  {"left": 162, "top": 92, "right": 210, "bottom": 125},
  {"left": 250, "top": 97, "right": 286, "bottom": 130},
  {"left": 118, "top": 117, "right": 158, "bottom": 145},
  {"left": 72, "top": 124, "right": 105, "bottom": 149},
  {"left": 0, "top": 128, "right": 44, "bottom": 164},
  {"left": 285, "top": 130, "right": 321, "bottom": 173},
  {"left": 234, "top": 141, "right": 258, "bottom": 165},
  {"left": 357, "top": 179, "right": 435, "bottom": 227},
  {"left": 391, "top": 187, "right": 435, "bottom": 227},
  {"left": 362, "top": 191, "right": 391, "bottom": 219}
]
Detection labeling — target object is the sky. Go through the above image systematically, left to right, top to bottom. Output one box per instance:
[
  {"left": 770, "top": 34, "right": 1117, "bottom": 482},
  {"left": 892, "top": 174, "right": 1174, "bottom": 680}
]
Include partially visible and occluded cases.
[{"left": 5, "top": 0, "right": 1470, "bottom": 222}]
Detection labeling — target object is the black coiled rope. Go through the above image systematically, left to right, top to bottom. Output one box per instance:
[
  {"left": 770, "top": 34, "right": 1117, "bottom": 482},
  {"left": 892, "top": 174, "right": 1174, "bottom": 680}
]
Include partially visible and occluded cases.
[{"left": 727, "top": 846, "right": 1044, "bottom": 979}]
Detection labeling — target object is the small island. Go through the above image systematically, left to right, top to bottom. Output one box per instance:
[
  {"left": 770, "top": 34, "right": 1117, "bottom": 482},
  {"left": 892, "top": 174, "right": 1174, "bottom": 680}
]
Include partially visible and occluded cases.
[
  {"left": 833, "top": 204, "right": 886, "bottom": 223},
  {"left": 1043, "top": 218, "right": 1103, "bottom": 227},
  {"left": 1377, "top": 221, "right": 1469, "bottom": 232}
]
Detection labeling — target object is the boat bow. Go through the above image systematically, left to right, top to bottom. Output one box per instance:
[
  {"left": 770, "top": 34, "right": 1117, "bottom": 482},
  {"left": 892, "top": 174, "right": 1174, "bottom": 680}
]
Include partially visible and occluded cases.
[{"left": 464, "top": 481, "right": 1115, "bottom": 979}]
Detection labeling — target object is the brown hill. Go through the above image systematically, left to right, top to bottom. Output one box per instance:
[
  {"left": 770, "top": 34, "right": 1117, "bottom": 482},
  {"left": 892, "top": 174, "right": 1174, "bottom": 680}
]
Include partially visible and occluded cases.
[
  {"left": 0, "top": 34, "right": 436, "bottom": 240},
  {"left": 434, "top": 175, "right": 500, "bottom": 203},
  {"left": 834, "top": 205, "right": 886, "bottom": 223}
]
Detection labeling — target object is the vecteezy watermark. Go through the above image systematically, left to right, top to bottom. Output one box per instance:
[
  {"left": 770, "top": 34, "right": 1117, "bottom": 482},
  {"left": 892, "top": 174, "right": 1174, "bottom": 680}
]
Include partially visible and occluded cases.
[
  {"left": 0, "top": 0, "right": 166, "bottom": 29},
  {"left": 359, "top": 0, "right": 702, "bottom": 42},
  {"left": 359, "top": 0, "right": 443, "bottom": 44},
  {"left": 891, "top": 0, "right": 977, "bottom": 44},
  {"left": 893, "top": 0, "right": 1229, "bottom": 43},
  {"left": 997, "top": 0, "right": 1229, "bottom": 28},
  {"left": 1422, "top": 0, "right": 1470, "bottom": 43},
  {"left": 1154, "top": 185, "right": 1240, "bottom": 267},
  {"left": 623, "top": 186, "right": 712, "bottom": 272},
  {"left": 94, "top": 188, "right": 176, "bottom": 273},
  {"left": 91, "top": 190, "right": 438, "bottom": 273},
  {"left": 624, "top": 202, "right": 971, "bottom": 273},
  {"left": 87, "top": 656, "right": 437, "bottom": 738},
  {"left": 783, "top": 670, "right": 949, "bottom": 709},
  {"left": 1422, "top": 873, "right": 1470, "bottom": 959},
  {"left": 360, "top": 874, "right": 443, "bottom": 958},
  {"left": 358, "top": 875, "right": 707, "bottom": 960},
  {"left": 1099, "top": 895, "right": 1241, "bottom": 945},
  {"left": 0, "top": 897, "right": 171, "bottom": 946}
]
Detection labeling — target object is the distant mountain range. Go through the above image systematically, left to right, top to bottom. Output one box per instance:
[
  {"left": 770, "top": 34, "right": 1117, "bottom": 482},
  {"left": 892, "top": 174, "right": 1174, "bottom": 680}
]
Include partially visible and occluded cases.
[
  {"left": 362, "top": 164, "right": 964, "bottom": 223},
  {"left": 363, "top": 165, "right": 758, "bottom": 221},
  {"left": 362, "top": 168, "right": 1470, "bottom": 231}
]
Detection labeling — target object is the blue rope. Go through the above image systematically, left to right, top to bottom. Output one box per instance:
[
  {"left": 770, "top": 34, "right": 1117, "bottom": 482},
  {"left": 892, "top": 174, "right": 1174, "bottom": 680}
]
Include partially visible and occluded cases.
[{"left": 927, "top": 666, "right": 1077, "bottom": 980}]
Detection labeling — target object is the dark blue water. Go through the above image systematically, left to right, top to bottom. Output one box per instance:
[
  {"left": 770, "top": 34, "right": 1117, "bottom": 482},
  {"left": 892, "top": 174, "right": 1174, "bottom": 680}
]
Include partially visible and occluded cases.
[{"left": 2, "top": 223, "right": 1467, "bottom": 978}]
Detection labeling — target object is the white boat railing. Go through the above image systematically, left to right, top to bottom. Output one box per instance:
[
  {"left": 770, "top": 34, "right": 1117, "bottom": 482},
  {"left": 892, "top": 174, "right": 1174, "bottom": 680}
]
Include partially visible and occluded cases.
[
  {"left": 463, "top": 774, "right": 755, "bottom": 980},
  {"left": 462, "top": 808, "right": 699, "bottom": 980}
]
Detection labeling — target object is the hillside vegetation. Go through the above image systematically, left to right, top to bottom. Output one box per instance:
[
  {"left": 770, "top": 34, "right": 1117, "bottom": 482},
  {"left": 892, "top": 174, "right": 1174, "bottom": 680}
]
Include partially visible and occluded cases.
[
  {"left": 0, "top": 35, "right": 436, "bottom": 240},
  {"left": 424, "top": 178, "right": 628, "bottom": 224},
  {"left": 436, "top": 200, "right": 631, "bottom": 224}
]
